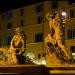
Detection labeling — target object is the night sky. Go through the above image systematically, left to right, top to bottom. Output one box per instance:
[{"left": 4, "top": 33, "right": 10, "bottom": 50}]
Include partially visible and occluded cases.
[
  {"left": 0, "top": 0, "right": 74, "bottom": 14},
  {"left": 0, "top": 0, "right": 46, "bottom": 13}
]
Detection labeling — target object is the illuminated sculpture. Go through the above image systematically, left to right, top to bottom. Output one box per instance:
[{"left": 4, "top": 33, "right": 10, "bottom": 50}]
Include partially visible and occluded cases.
[
  {"left": 45, "top": 11, "right": 74, "bottom": 66},
  {"left": 0, "top": 28, "right": 26, "bottom": 64},
  {"left": 8, "top": 28, "right": 25, "bottom": 64},
  {"left": 0, "top": 48, "right": 9, "bottom": 64}
]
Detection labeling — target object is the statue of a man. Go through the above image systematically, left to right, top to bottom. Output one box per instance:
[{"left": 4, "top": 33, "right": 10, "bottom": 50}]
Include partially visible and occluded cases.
[{"left": 45, "top": 11, "right": 72, "bottom": 60}]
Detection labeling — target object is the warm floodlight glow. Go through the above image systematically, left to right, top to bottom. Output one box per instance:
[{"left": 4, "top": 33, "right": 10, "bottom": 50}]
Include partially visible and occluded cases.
[{"left": 62, "top": 12, "right": 67, "bottom": 17}]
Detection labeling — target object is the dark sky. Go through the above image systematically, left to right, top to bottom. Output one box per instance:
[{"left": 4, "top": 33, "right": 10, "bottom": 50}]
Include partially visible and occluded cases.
[
  {"left": 0, "top": 0, "right": 46, "bottom": 13},
  {"left": 0, "top": 0, "right": 74, "bottom": 13}
]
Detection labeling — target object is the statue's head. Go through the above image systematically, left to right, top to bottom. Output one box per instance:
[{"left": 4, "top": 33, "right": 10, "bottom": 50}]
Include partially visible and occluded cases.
[
  {"left": 50, "top": 11, "right": 57, "bottom": 18},
  {"left": 51, "top": 11, "right": 61, "bottom": 22},
  {"left": 15, "top": 27, "right": 23, "bottom": 35}
]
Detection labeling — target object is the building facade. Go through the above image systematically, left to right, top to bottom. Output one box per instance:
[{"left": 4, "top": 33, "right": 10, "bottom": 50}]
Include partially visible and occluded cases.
[{"left": 0, "top": 1, "right": 75, "bottom": 61}]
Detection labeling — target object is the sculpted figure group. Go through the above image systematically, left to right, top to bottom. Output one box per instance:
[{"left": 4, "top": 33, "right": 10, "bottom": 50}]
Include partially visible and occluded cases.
[
  {"left": 0, "top": 11, "right": 74, "bottom": 65},
  {"left": 45, "top": 11, "right": 74, "bottom": 64},
  {"left": 0, "top": 28, "right": 26, "bottom": 64}
]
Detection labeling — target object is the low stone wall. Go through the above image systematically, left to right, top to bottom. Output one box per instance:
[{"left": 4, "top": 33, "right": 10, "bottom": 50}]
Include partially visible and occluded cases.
[
  {"left": 0, "top": 64, "right": 75, "bottom": 74},
  {"left": 46, "top": 64, "right": 75, "bottom": 74},
  {"left": 0, "top": 65, "right": 46, "bottom": 74}
]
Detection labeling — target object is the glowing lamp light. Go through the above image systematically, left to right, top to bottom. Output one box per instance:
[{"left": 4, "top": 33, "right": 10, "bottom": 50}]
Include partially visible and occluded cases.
[
  {"left": 61, "top": 11, "right": 67, "bottom": 24},
  {"left": 62, "top": 12, "right": 67, "bottom": 16}
]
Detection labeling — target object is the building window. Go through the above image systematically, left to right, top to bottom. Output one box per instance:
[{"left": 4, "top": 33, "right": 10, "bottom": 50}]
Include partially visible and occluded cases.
[
  {"left": 51, "top": 1, "right": 58, "bottom": 9},
  {"left": 35, "top": 4, "right": 43, "bottom": 13},
  {"left": 20, "top": 8, "right": 24, "bottom": 16},
  {"left": 70, "top": 9, "right": 75, "bottom": 18},
  {"left": 6, "top": 11, "right": 12, "bottom": 19},
  {"left": 2, "top": 15, "right": 4, "bottom": 20},
  {"left": 37, "top": 16, "right": 42, "bottom": 24},
  {"left": 20, "top": 20, "right": 24, "bottom": 27},
  {"left": 7, "top": 23, "right": 12, "bottom": 29},
  {"left": 0, "top": 24, "right": 1, "bottom": 30},
  {"left": 67, "top": 29, "right": 75, "bottom": 39},
  {"left": 67, "top": 29, "right": 72, "bottom": 39},
  {"left": 72, "top": 29, "right": 75, "bottom": 38},
  {"left": 35, "top": 33, "right": 43, "bottom": 42},
  {"left": 7, "top": 36, "right": 12, "bottom": 45},
  {"left": 0, "top": 39, "right": 1, "bottom": 47},
  {"left": 71, "top": 46, "right": 75, "bottom": 53},
  {"left": 71, "top": 46, "right": 75, "bottom": 60},
  {"left": 42, "top": 53, "right": 46, "bottom": 57},
  {"left": 38, "top": 54, "right": 41, "bottom": 59}
]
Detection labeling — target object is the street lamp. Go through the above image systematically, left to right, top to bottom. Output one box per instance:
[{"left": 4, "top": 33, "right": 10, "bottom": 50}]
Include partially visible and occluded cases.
[
  {"left": 61, "top": 11, "right": 67, "bottom": 44},
  {"left": 61, "top": 11, "right": 67, "bottom": 25},
  {"left": 62, "top": 12, "right": 67, "bottom": 16}
]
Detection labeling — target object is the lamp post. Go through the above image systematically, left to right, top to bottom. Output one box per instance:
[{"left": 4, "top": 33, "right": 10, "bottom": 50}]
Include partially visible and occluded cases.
[{"left": 61, "top": 11, "right": 67, "bottom": 44}]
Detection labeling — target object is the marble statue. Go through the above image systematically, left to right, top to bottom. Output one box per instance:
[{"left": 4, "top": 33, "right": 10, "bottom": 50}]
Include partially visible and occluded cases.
[
  {"left": 45, "top": 11, "right": 74, "bottom": 66},
  {"left": 0, "top": 28, "right": 26, "bottom": 64}
]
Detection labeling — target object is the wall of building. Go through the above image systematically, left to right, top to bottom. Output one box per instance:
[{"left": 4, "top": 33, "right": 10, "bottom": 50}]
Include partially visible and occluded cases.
[{"left": 0, "top": 1, "right": 75, "bottom": 61}]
